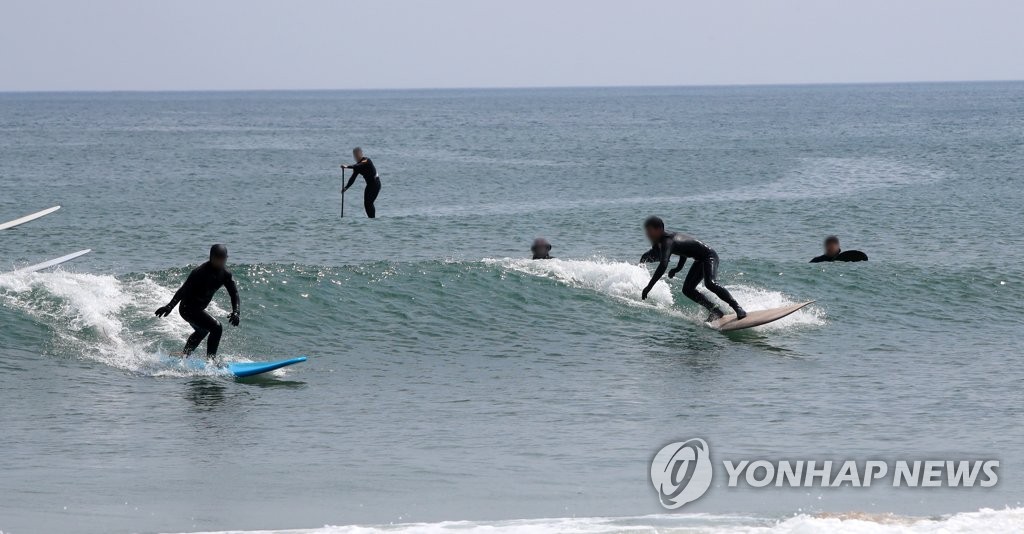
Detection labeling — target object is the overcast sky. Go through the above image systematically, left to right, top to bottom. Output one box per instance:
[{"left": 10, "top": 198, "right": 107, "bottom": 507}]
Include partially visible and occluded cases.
[{"left": 1, "top": 0, "right": 1022, "bottom": 91}]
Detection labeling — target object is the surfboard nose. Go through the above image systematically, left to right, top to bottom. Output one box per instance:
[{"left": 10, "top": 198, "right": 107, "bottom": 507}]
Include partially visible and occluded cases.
[{"left": 226, "top": 356, "right": 308, "bottom": 377}]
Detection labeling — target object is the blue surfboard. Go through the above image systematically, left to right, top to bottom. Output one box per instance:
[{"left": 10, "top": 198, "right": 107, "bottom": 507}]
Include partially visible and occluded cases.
[
  {"left": 169, "top": 356, "right": 307, "bottom": 377},
  {"left": 227, "top": 357, "right": 307, "bottom": 377}
]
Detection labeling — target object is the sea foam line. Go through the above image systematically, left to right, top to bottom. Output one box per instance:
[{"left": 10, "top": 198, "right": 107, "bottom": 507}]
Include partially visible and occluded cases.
[
  {"left": 490, "top": 258, "right": 823, "bottom": 330},
  {"left": 0, "top": 269, "right": 245, "bottom": 377},
  {"left": 176, "top": 507, "right": 1024, "bottom": 534}
]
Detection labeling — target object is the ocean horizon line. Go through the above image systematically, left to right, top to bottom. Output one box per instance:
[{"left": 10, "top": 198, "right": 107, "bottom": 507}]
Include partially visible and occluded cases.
[{"left": 1, "top": 78, "right": 1022, "bottom": 95}]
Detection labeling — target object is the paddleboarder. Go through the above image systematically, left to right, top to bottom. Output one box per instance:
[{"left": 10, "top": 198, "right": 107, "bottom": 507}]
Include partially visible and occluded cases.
[
  {"left": 340, "top": 147, "right": 382, "bottom": 218},
  {"left": 639, "top": 216, "right": 747, "bottom": 322},
  {"left": 154, "top": 244, "right": 240, "bottom": 358}
]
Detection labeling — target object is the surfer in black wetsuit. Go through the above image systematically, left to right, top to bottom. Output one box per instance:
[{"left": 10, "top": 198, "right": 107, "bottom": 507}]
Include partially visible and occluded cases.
[
  {"left": 340, "top": 147, "right": 382, "bottom": 218},
  {"left": 639, "top": 216, "right": 747, "bottom": 321},
  {"left": 809, "top": 235, "right": 868, "bottom": 263},
  {"left": 531, "top": 238, "right": 553, "bottom": 260},
  {"left": 154, "top": 244, "right": 240, "bottom": 358}
]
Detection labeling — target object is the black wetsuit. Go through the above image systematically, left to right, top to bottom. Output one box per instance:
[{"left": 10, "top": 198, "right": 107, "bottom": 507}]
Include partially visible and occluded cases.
[
  {"left": 345, "top": 157, "right": 382, "bottom": 218},
  {"left": 642, "top": 232, "right": 742, "bottom": 313},
  {"left": 810, "top": 249, "right": 869, "bottom": 263},
  {"left": 167, "top": 262, "right": 239, "bottom": 356}
]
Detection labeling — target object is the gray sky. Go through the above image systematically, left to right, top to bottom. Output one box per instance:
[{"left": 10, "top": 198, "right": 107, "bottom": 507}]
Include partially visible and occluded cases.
[{"left": 1, "top": 0, "right": 1022, "bottom": 91}]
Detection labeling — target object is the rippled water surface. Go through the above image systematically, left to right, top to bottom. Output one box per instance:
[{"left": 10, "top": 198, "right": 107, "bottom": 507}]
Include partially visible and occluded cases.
[{"left": 1, "top": 84, "right": 1022, "bottom": 533}]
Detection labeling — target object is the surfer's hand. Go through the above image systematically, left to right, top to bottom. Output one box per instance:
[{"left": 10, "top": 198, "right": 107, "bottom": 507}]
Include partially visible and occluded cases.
[
  {"left": 668, "top": 267, "right": 681, "bottom": 278},
  {"left": 641, "top": 286, "right": 651, "bottom": 300},
  {"left": 154, "top": 305, "right": 172, "bottom": 318},
  {"left": 229, "top": 311, "right": 240, "bottom": 327}
]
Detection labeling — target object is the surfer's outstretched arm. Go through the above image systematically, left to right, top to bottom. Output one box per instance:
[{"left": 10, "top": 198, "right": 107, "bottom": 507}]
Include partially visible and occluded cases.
[
  {"left": 642, "top": 249, "right": 672, "bottom": 300},
  {"left": 668, "top": 257, "right": 687, "bottom": 278},
  {"left": 155, "top": 270, "right": 198, "bottom": 317},
  {"left": 225, "top": 274, "right": 241, "bottom": 326}
]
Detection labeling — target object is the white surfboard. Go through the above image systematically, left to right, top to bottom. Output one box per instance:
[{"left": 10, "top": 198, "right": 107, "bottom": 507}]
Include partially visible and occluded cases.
[
  {"left": 0, "top": 206, "right": 61, "bottom": 231},
  {"left": 13, "top": 249, "right": 91, "bottom": 273},
  {"left": 709, "top": 301, "right": 815, "bottom": 332}
]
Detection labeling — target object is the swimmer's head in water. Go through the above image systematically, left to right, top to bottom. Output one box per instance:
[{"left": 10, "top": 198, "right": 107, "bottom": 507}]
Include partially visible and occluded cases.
[
  {"left": 352, "top": 147, "right": 364, "bottom": 160},
  {"left": 644, "top": 216, "right": 666, "bottom": 242},
  {"left": 824, "top": 235, "right": 841, "bottom": 257},
  {"left": 531, "top": 238, "right": 552, "bottom": 260},
  {"left": 210, "top": 244, "right": 228, "bottom": 269}
]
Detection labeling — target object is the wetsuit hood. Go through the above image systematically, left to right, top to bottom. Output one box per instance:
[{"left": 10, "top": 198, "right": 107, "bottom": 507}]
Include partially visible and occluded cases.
[
  {"left": 531, "top": 238, "right": 552, "bottom": 259},
  {"left": 210, "top": 244, "right": 228, "bottom": 260}
]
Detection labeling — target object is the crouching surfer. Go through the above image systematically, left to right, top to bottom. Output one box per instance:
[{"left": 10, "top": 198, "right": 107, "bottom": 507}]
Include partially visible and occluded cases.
[
  {"left": 639, "top": 216, "right": 747, "bottom": 322},
  {"left": 154, "top": 244, "right": 240, "bottom": 358}
]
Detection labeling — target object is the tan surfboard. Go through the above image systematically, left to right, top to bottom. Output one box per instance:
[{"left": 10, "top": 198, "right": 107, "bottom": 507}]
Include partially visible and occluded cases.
[{"left": 709, "top": 301, "right": 815, "bottom": 332}]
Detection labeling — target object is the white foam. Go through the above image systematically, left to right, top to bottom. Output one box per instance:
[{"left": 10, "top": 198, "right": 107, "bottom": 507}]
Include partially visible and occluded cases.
[
  {"left": 490, "top": 258, "right": 676, "bottom": 308},
  {"left": 491, "top": 258, "right": 823, "bottom": 330},
  {"left": 0, "top": 270, "right": 240, "bottom": 377},
  {"left": 726, "top": 284, "right": 825, "bottom": 331},
  {"left": 177, "top": 507, "right": 1024, "bottom": 534}
]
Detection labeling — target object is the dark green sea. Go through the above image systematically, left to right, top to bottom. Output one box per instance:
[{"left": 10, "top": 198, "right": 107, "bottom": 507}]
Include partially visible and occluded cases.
[{"left": 1, "top": 83, "right": 1022, "bottom": 533}]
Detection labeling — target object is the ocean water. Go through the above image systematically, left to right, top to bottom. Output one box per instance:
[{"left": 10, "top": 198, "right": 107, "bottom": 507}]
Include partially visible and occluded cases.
[{"left": 1, "top": 84, "right": 1022, "bottom": 534}]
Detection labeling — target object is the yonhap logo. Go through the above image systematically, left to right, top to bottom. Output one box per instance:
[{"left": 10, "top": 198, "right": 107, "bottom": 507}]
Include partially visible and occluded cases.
[
  {"left": 650, "top": 438, "right": 714, "bottom": 509},
  {"left": 650, "top": 439, "right": 1000, "bottom": 510}
]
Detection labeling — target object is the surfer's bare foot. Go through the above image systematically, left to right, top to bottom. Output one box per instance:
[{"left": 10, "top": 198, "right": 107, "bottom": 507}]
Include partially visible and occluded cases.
[
  {"left": 733, "top": 306, "right": 747, "bottom": 320},
  {"left": 706, "top": 308, "right": 725, "bottom": 322}
]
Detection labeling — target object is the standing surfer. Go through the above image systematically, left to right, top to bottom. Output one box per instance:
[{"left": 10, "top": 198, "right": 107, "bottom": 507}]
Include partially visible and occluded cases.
[
  {"left": 340, "top": 147, "right": 382, "bottom": 218},
  {"left": 639, "top": 216, "right": 747, "bottom": 321},
  {"left": 154, "top": 244, "right": 240, "bottom": 358}
]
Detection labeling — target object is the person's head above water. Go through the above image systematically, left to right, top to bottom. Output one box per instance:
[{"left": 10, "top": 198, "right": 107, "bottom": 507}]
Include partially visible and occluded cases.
[
  {"left": 352, "top": 147, "right": 364, "bottom": 161},
  {"left": 644, "top": 216, "right": 666, "bottom": 243},
  {"left": 823, "top": 235, "right": 841, "bottom": 257},
  {"left": 531, "top": 238, "right": 553, "bottom": 260},
  {"left": 210, "top": 244, "right": 228, "bottom": 269}
]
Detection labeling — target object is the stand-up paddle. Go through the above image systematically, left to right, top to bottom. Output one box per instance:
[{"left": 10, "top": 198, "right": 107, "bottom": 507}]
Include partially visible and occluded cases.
[
  {"left": 340, "top": 167, "right": 346, "bottom": 218},
  {"left": 0, "top": 206, "right": 61, "bottom": 231}
]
